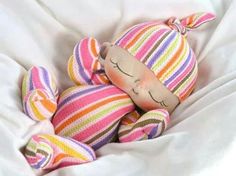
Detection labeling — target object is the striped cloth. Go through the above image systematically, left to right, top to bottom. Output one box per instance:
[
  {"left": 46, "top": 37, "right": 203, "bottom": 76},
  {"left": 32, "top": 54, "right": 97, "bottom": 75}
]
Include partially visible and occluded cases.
[
  {"left": 114, "top": 12, "right": 215, "bottom": 101},
  {"left": 114, "top": 21, "right": 198, "bottom": 102},
  {"left": 68, "top": 37, "right": 109, "bottom": 86},
  {"left": 22, "top": 66, "right": 58, "bottom": 121},
  {"left": 52, "top": 84, "right": 135, "bottom": 150},
  {"left": 118, "top": 109, "right": 170, "bottom": 142},
  {"left": 25, "top": 134, "right": 96, "bottom": 170}
]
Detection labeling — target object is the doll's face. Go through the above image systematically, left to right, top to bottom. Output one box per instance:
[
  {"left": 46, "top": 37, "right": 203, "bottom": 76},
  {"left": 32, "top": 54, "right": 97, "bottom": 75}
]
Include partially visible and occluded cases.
[{"left": 99, "top": 43, "right": 179, "bottom": 113}]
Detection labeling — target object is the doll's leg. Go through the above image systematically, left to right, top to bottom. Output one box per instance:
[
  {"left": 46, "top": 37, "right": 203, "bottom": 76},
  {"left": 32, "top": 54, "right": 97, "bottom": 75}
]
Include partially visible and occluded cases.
[
  {"left": 22, "top": 66, "right": 58, "bottom": 121},
  {"left": 118, "top": 109, "right": 170, "bottom": 142},
  {"left": 24, "top": 134, "right": 96, "bottom": 170}
]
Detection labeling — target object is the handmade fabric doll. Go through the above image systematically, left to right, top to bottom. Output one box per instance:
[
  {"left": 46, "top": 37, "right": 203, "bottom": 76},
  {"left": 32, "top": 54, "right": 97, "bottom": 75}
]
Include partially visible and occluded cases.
[{"left": 21, "top": 12, "right": 215, "bottom": 170}]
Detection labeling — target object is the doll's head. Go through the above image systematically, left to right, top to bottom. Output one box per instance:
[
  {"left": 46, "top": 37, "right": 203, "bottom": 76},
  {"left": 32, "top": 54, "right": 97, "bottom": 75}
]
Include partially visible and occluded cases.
[
  {"left": 68, "top": 12, "right": 215, "bottom": 113},
  {"left": 99, "top": 43, "right": 179, "bottom": 113}
]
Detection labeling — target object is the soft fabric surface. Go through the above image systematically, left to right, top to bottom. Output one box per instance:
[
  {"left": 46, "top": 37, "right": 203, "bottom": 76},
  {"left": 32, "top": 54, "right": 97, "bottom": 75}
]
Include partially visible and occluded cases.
[{"left": 0, "top": 0, "right": 236, "bottom": 175}]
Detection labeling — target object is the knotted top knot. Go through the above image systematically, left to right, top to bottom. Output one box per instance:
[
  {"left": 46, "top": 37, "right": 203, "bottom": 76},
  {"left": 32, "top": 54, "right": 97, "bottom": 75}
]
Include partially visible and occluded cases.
[
  {"left": 167, "top": 12, "right": 216, "bottom": 36},
  {"left": 167, "top": 17, "right": 187, "bottom": 35}
]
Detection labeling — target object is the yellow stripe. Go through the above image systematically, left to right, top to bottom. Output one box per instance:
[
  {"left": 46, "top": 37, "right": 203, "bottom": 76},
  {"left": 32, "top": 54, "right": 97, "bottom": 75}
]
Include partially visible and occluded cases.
[
  {"left": 130, "top": 26, "right": 159, "bottom": 54},
  {"left": 152, "top": 32, "right": 181, "bottom": 72},
  {"left": 159, "top": 38, "right": 188, "bottom": 82},
  {"left": 68, "top": 55, "right": 82, "bottom": 85},
  {"left": 174, "top": 62, "right": 198, "bottom": 96},
  {"left": 22, "top": 74, "right": 28, "bottom": 98},
  {"left": 60, "top": 86, "right": 78, "bottom": 100},
  {"left": 30, "top": 98, "right": 46, "bottom": 121},
  {"left": 63, "top": 99, "right": 132, "bottom": 137},
  {"left": 142, "top": 112, "right": 166, "bottom": 122},
  {"left": 40, "top": 135, "right": 88, "bottom": 160},
  {"left": 27, "top": 140, "right": 37, "bottom": 152},
  {"left": 38, "top": 142, "right": 53, "bottom": 153}
]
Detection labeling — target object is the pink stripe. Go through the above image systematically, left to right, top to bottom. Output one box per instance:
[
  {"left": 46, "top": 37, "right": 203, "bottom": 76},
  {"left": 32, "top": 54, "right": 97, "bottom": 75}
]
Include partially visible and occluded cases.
[
  {"left": 181, "top": 13, "right": 215, "bottom": 28},
  {"left": 194, "top": 13, "right": 215, "bottom": 27},
  {"left": 118, "top": 22, "right": 157, "bottom": 48},
  {"left": 116, "top": 23, "right": 147, "bottom": 47},
  {"left": 135, "top": 29, "right": 168, "bottom": 60},
  {"left": 80, "top": 38, "right": 101, "bottom": 84},
  {"left": 80, "top": 38, "right": 93, "bottom": 69},
  {"left": 79, "top": 39, "right": 95, "bottom": 83},
  {"left": 168, "top": 55, "right": 195, "bottom": 90},
  {"left": 31, "top": 67, "right": 44, "bottom": 90},
  {"left": 179, "top": 68, "right": 198, "bottom": 99},
  {"left": 52, "top": 86, "right": 125, "bottom": 127},
  {"left": 73, "top": 105, "right": 134, "bottom": 142},
  {"left": 152, "top": 109, "right": 170, "bottom": 123},
  {"left": 90, "top": 123, "right": 118, "bottom": 146},
  {"left": 120, "top": 123, "right": 158, "bottom": 142},
  {"left": 143, "top": 125, "right": 158, "bottom": 134},
  {"left": 26, "top": 157, "right": 38, "bottom": 164},
  {"left": 56, "top": 160, "right": 85, "bottom": 169}
]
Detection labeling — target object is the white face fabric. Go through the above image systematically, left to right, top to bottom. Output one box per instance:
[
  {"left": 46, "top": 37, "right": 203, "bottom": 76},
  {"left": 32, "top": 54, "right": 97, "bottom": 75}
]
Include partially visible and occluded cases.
[{"left": 99, "top": 43, "right": 179, "bottom": 113}]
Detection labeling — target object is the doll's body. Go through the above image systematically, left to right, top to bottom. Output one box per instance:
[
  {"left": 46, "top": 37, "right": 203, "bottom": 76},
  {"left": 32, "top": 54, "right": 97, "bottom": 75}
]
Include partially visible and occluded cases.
[{"left": 21, "top": 12, "right": 215, "bottom": 170}]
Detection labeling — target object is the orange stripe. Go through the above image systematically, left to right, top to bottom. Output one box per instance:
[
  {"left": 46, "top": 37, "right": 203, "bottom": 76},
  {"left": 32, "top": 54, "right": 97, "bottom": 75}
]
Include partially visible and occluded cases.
[
  {"left": 188, "top": 15, "right": 195, "bottom": 27},
  {"left": 125, "top": 24, "right": 156, "bottom": 50},
  {"left": 157, "top": 36, "right": 185, "bottom": 78},
  {"left": 91, "top": 38, "right": 98, "bottom": 57},
  {"left": 91, "top": 39, "right": 109, "bottom": 84},
  {"left": 68, "top": 56, "right": 82, "bottom": 85},
  {"left": 93, "top": 60, "right": 109, "bottom": 84},
  {"left": 93, "top": 60, "right": 99, "bottom": 70},
  {"left": 99, "top": 74, "right": 109, "bottom": 84},
  {"left": 180, "top": 82, "right": 195, "bottom": 101},
  {"left": 37, "top": 89, "right": 57, "bottom": 113},
  {"left": 37, "top": 90, "right": 47, "bottom": 99},
  {"left": 55, "top": 94, "right": 129, "bottom": 134},
  {"left": 40, "top": 99, "right": 57, "bottom": 113},
  {"left": 122, "top": 111, "right": 140, "bottom": 125},
  {"left": 122, "top": 117, "right": 134, "bottom": 125},
  {"left": 53, "top": 153, "right": 68, "bottom": 164}
]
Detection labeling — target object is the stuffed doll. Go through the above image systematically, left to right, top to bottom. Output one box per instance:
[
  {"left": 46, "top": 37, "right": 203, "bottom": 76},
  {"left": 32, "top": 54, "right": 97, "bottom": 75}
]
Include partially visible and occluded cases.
[{"left": 21, "top": 12, "right": 215, "bottom": 170}]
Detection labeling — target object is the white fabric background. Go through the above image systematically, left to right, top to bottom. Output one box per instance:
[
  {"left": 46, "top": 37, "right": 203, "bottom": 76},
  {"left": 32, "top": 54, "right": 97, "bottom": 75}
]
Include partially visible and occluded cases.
[{"left": 0, "top": 0, "right": 236, "bottom": 175}]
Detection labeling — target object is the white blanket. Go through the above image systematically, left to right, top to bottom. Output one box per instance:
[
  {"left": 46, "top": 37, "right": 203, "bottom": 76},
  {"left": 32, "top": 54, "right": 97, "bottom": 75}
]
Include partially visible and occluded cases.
[{"left": 0, "top": 0, "right": 236, "bottom": 175}]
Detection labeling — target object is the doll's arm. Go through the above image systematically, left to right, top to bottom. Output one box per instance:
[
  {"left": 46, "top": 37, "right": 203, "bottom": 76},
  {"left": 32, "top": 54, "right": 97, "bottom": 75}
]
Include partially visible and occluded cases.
[
  {"left": 68, "top": 37, "right": 110, "bottom": 85},
  {"left": 22, "top": 66, "right": 58, "bottom": 121},
  {"left": 118, "top": 109, "right": 170, "bottom": 143}
]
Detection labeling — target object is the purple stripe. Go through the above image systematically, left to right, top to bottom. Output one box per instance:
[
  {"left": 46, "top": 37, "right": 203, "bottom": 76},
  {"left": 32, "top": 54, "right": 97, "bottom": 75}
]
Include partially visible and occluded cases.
[
  {"left": 115, "top": 21, "right": 153, "bottom": 46},
  {"left": 115, "top": 26, "right": 136, "bottom": 45},
  {"left": 137, "top": 28, "right": 167, "bottom": 61},
  {"left": 146, "top": 31, "right": 177, "bottom": 68},
  {"left": 74, "top": 42, "right": 92, "bottom": 84},
  {"left": 164, "top": 48, "right": 192, "bottom": 86},
  {"left": 41, "top": 67, "right": 54, "bottom": 97},
  {"left": 29, "top": 71, "right": 34, "bottom": 91},
  {"left": 57, "top": 85, "right": 106, "bottom": 110},
  {"left": 24, "top": 102, "right": 30, "bottom": 117},
  {"left": 92, "top": 125, "right": 118, "bottom": 150},
  {"left": 148, "top": 126, "right": 158, "bottom": 139},
  {"left": 68, "top": 138, "right": 96, "bottom": 159},
  {"left": 33, "top": 154, "right": 49, "bottom": 169}
]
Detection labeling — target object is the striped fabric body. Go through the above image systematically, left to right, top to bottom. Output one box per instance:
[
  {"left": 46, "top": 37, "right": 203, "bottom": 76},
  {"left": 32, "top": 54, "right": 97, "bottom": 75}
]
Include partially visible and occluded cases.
[
  {"left": 114, "top": 21, "right": 198, "bottom": 101},
  {"left": 68, "top": 37, "right": 109, "bottom": 86},
  {"left": 22, "top": 66, "right": 58, "bottom": 121},
  {"left": 52, "top": 84, "right": 135, "bottom": 150},
  {"left": 118, "top": 109, "right": 170, "bottom": 142},
  {"left": 25, "top": 134, "right": 96, "bottom": 170}
]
